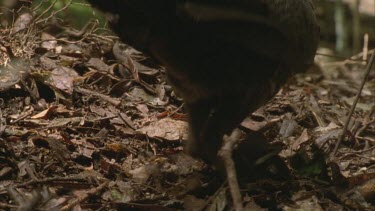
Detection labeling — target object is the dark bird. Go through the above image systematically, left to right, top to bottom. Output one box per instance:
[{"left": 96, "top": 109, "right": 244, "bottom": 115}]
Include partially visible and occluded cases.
[{"left": 87, "top": 0, "right": 320, "bottom": 164}]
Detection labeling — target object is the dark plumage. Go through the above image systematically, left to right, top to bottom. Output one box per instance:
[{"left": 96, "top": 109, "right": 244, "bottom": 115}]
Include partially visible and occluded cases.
[{"left": 87, "top": 0, "right": 319, "bottom": 163}]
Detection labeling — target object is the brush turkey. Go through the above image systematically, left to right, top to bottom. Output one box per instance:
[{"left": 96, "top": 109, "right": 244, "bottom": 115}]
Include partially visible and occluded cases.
[{"left": 87, "top": 0, "right": 320, "bottom": 164}]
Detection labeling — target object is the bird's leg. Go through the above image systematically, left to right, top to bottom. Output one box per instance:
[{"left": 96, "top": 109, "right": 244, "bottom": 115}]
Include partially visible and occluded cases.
[
  {"left": 185, "top": 93, "right": 253, "bottom": 165},
  {"left": 184, "top": 98, "right": 218, "bottom": 163}
]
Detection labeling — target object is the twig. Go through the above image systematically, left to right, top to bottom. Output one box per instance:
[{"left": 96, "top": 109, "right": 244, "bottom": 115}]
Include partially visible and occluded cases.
[
  {"left": 32, "top": 0, "right": 46, "bottom": 13},
  {"left": 34, "top": 0, "right": 58, "bottom": 22},
  {"left": 35, "top": 0, "right": 74, "bottom": 24},
  {"left": 35, "top": 21, "right": 98, "bottom": 44},
  {"left": 89, "top": 33, "right": 117, "bottom": 43},
  {"left": 362, "top": 34, "right": 369, "bottom": 62},
  {"left": 332, "top": 50, "right": 375, "bottom": 156},
  {"left": 316, "top": 52, "right": 362, "bottom": 61},
  {"left": 75, "top": 87, "right": 121, "bottom": 106},
  {"left": 167, "top": 103, "right": 184, "bottom": 118},
  {"left": 355, "top": 106, "right": 375, "bottom": 139},
  {"left": 218, "top": 129, "right": 243, "bottom": 211},
  {"left": 0, "top": 176, "right": 87, "bottom": 194},
  {"left": 60, "top": 181, "right": 109, "bottom": 211},
  {"left": 0, "top": 202, "right": 18, "bottom": 209}
]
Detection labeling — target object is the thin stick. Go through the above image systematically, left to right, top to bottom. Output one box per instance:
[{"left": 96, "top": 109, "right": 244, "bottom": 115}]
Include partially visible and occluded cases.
[
  {"left": 35, "top": 0, "right": 73, "bottom": 24},
  {"left": 332, "top": 50, "right": 375, "bottom": 156},
  {"left": 316, "top": 52, "right": 362, "bottom": 61},
  {"left": 218, "top": 129, "right": 243, "bottom": 211},
  {"left": 60, "top": 181, "right": 109, "bottom": 211}
]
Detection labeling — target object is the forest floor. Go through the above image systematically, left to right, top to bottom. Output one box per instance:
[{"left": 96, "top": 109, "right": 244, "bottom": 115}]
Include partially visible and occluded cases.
[{"left": 0, "top": 7, "right": 374, "bottom": 211}]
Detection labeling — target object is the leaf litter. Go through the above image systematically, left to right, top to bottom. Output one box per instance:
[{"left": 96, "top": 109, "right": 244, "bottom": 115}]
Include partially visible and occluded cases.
[{"left": 0, "top": 3, "right": 374, "bottom": 210}]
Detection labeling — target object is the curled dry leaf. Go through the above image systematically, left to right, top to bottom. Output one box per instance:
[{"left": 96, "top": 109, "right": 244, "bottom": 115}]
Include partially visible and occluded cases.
[{"left": 137, "top": 118, "right": 188, "bottom": 141}]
